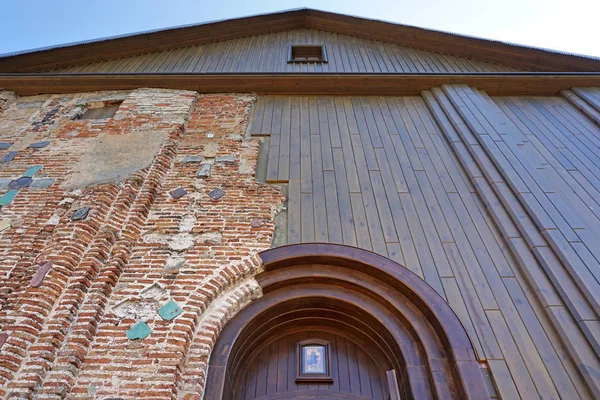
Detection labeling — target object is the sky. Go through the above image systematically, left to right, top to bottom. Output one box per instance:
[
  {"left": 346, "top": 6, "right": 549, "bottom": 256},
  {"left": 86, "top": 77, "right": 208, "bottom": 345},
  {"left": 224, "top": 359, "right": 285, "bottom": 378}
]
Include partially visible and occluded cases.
[{"left": 1, "top": 0, "right": 599, "bottom": 58}]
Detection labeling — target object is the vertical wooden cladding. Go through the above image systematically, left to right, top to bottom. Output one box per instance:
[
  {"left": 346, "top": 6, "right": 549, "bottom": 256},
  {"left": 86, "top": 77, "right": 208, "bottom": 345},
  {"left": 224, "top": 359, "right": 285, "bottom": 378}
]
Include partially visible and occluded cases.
[
  {"left": 53, "top": 29, "right": 521, "bottom": 74},
  {"left": 427, "top": 85, "right": 600, "bottom": 400},
  {"left": 251, "top": 91, "right": 600, "bottom": 399},
  {"left": 239, "top": 331, "right": 389, "bottom": 399}
]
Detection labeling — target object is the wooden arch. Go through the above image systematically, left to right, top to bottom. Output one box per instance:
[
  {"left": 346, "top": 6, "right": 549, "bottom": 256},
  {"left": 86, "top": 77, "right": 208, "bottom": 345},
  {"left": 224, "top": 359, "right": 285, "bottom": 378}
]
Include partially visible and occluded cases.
[{"left": 205, "top": 243, "right": 488, "bottom": 399}]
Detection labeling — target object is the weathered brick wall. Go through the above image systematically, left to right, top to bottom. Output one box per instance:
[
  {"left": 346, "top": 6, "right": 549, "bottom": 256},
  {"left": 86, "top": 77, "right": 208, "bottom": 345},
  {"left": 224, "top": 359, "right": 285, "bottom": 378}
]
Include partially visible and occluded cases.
[
  {"left": 0, "top": 89, "right": 284, "bottom": 399},
  {"left": 0, "top": 90, "right": 17, "bottom": 114}
]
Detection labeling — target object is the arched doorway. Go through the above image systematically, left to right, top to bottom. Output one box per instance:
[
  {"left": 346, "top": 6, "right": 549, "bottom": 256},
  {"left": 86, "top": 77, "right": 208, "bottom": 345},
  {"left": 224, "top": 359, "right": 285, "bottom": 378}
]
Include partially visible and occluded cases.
[{"left": 205, "top": 244, "right": 488, "bottom": 399}]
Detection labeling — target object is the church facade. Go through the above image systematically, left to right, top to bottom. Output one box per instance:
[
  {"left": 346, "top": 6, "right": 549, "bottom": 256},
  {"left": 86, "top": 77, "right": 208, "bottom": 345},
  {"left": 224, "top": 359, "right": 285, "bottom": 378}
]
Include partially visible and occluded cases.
[{"left": 0, "top": 8, "right": 599, "bottom": 400}]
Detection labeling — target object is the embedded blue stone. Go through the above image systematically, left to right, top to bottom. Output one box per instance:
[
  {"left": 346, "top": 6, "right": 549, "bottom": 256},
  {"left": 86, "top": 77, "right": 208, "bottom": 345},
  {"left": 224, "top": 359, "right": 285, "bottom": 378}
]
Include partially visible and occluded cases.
[
  {"left": 28, "top": 141, "right": 50, "bottom": 149},
  {"left": 0, "top": 143, "right": 12, "bottom": 150},
  {"left": 0, "top": 152, "right": 18, "bottom": 163},
  {"left": 182, "top": 155, "right": 203, "bottom": 163},
  {"left": 8, "top": 177, "right": 33, "bottom": 190},
  {"left": 30, "top": 178, "right": 55, "bottom": 188},
  {"left": 170, "top": 187, "right": 187, "bottom": 199},
  {"left": 208, "top": 188, "right": 226, "bottom": 200},
  {"left": 71, "top": 207, "right": 90, "bottom": 221},
  {"left": 158, "top": 300, "right": 183, "bottom": 321},
  {"left": 126, "top": 321, "right": 152, "bottom": 340}
]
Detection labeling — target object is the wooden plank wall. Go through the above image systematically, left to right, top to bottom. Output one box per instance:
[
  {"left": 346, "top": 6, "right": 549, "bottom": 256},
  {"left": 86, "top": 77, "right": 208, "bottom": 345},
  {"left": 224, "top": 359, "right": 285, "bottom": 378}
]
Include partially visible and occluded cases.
[
  {"left": 53, "top": 29, "right": 522, "bottom": 74},
  {"left": 251, "top": 90, "right": 600, "bottom": 399}
]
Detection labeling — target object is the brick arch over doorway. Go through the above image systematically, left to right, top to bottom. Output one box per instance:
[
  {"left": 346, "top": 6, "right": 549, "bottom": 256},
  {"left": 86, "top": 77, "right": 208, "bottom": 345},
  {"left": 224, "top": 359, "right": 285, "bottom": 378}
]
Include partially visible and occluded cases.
[{"left": 203, "top": 243, "right": 489, "bottom": 399}]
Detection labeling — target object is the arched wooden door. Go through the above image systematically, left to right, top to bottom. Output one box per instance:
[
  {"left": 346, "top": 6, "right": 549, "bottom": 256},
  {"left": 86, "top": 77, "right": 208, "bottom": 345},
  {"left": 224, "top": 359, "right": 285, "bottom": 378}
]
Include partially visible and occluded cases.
[
  {"left": 205, "top": 244, "right": 489, "bottom": 400},
  {"left": 239, "top": 329, "right": 393, "bottom": 399}
]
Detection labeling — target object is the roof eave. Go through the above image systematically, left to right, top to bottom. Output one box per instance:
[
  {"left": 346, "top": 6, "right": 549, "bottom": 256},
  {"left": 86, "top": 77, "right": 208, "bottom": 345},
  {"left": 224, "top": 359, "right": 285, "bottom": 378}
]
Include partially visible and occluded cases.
[{"left": 0, "top": 8, "right": 598, "bottom": 73}]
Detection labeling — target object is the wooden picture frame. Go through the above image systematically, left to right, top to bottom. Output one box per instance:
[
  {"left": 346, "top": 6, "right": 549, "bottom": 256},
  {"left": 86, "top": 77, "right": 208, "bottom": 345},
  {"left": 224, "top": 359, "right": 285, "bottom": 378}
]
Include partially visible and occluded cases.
[{"left": 296, "top": 339, "right": 333, "bottom": 382}]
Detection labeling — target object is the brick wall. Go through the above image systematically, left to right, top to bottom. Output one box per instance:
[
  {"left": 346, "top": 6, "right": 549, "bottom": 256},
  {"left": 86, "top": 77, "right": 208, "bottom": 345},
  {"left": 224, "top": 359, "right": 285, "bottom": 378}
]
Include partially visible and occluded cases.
[{"left": 0, "top": 89, "right": 285, "bottom": 399}]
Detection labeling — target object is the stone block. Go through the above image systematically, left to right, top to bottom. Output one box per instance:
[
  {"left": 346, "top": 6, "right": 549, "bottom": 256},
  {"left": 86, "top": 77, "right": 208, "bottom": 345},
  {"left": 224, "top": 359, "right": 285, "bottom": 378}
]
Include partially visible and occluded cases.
[
  {"left": 0, "top": 142, "right": 12, "bottom": 150},
  {"left": 216, "top": 154, "right": 237, "bottom": 164},
  {"left": 182, "top": 155, "right": 203, "bottom": 163},
  {"left": 197, "top": 163, "right": 212, "bottom": 178},
  {"left": 170, "top": 187, "right": 188, "bottom": 199},
  {"left": 208, "top": 188, "right": 226, "bottom": 200},
  {"left": 71, "top": 207, "right": 90, "bottom": 221},
  {"left": 179, "top": 215, "right": 196, "bottom": 233},
  {"left": 0, "top": 219, "right": 10, "bottom": 232},
  {"left": 168, "top": 233, "right": 195, "bottom": 251},
  {"left": 165, "top": 255, "right": 187, "bottom": 270},
  {"left": 30, "top": 262, "right": 53, "bottom": 287},
  {"left": 113, "top": 298, "right": 158, "bottom": 320}
]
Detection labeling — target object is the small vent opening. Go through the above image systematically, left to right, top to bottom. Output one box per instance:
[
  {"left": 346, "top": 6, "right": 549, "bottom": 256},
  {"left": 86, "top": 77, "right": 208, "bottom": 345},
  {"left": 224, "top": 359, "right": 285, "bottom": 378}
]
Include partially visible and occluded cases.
[{"left": 288, "top": 45, "right": 327, "bottom": 63}]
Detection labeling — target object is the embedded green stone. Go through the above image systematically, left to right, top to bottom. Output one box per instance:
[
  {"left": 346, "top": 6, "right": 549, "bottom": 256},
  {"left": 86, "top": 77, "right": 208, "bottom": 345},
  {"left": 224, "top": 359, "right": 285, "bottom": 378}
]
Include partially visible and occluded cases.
[
  {"left": 23, "top": 165, "right": 43, "bottom": 178},
  {"left": 0, "top": 190, "right": 19, "bottom": 206},
  {"left": 0, "top": 219, "right": 11, "bottom": 232},
  {"left": 158, "top": 300, "right": 183, "bottom": 321},
  {"left": 126, "top": 321, "right": 151, "bottom": 340}
]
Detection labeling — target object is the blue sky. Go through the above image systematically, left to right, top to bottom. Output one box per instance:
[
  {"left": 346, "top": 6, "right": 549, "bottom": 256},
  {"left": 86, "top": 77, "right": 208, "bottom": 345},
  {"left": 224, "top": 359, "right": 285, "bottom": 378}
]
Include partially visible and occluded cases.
[{"left": 1, "top": 0, "right": 599, "bottom": 57}]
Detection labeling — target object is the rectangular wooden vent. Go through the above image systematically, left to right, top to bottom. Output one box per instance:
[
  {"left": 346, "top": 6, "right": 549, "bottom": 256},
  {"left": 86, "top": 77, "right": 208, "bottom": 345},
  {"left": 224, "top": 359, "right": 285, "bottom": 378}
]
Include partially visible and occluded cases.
[{"left": 288, "top": 45, "right": 328, "bottom": 63}]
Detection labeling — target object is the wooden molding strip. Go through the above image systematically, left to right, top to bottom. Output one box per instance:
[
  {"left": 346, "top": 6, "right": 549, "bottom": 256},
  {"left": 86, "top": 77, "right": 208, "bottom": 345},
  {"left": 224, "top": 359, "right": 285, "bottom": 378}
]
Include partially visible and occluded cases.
[{"left": 1, "top": 73, "right": 599, "bottom": 96}]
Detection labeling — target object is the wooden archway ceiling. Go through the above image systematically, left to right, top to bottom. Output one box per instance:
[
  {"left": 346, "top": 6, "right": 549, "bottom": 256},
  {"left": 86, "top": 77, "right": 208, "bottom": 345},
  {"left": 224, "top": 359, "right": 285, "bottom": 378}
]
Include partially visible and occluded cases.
[
  {"left": 0, "top": 9, "right": 599, "bottom": 73},
  {"left": 205, "top": 244, "right": 489, "bottom": 399}
]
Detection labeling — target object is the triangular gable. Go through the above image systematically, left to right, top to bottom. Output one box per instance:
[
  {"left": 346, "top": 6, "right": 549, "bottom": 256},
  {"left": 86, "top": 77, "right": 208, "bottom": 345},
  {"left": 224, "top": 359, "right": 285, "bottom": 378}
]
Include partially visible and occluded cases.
[
  {"left": 0, "top": 9, "right": 598, "bottom": 73},
  {"left": 53, "top": 28, "right": 522, "bottom": 74}
]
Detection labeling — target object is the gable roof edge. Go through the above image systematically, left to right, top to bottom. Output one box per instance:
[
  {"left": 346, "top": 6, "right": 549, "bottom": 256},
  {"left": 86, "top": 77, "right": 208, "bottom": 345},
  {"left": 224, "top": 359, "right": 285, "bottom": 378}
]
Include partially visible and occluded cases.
[{"left": 0, "top": 8, "right": 598, "bottom": 73}]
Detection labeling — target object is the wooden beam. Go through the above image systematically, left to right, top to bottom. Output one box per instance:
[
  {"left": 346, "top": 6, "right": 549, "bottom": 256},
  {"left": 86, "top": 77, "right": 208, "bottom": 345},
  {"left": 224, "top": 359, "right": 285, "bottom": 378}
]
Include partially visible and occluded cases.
[{"left": 1, "top": 73, "right": 599, "bottom": 96}]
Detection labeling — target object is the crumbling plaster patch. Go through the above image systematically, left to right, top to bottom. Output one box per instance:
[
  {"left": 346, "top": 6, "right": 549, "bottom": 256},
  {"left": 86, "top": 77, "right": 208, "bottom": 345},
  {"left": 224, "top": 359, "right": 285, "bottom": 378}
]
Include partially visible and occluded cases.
[{"left": 63, "top": 130, "right": 168, "bottom": 189}]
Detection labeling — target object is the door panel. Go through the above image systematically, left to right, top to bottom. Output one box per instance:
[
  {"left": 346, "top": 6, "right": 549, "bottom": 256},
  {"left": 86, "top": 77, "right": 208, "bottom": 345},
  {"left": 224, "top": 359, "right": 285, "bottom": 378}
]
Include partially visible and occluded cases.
[{"left": 238, "top": 331, "right": 390, "bottom": 400}]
